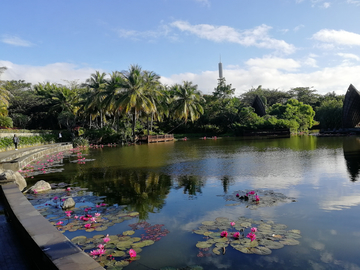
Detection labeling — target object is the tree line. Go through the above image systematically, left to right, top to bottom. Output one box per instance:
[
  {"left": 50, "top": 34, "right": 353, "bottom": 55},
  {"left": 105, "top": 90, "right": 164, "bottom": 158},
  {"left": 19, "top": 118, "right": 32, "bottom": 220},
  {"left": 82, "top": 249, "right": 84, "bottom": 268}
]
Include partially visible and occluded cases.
[{"left": 0, "top": 65, "right": 345, "bottom": 143}]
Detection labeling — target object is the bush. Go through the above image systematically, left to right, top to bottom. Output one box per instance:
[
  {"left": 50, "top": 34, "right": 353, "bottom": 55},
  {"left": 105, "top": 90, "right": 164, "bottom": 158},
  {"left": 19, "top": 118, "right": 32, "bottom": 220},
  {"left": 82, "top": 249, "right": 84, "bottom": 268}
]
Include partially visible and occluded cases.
[{"left": 72, "top": 137, "right": 89, "bottom": 147}]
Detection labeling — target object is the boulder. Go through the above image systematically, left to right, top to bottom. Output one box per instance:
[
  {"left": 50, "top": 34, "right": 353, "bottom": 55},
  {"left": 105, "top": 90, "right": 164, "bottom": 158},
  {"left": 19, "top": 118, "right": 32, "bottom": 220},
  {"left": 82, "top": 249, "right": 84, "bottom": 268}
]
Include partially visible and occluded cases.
[
  {"left": 0, "top": 170, "right": 27, "bottom": 192},
  {"left": 31, "top": 180, "right": 51, "bottom": 193},
  {"left": 62, "top": 197, "right": 76, "bottom": 209}
]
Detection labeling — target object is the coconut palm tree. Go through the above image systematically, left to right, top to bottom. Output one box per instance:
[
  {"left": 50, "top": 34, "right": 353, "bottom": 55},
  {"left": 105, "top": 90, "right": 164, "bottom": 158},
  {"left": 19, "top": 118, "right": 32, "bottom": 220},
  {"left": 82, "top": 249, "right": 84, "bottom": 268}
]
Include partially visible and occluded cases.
[
  {"left": 114, "top": 65, "right": 159, "bottom": 142},
  {"left": 82, "top": 71, "right": 108, "bottom": 128},
  {"left": 171, "top": 81, "right": 204, "bottom": 123}
]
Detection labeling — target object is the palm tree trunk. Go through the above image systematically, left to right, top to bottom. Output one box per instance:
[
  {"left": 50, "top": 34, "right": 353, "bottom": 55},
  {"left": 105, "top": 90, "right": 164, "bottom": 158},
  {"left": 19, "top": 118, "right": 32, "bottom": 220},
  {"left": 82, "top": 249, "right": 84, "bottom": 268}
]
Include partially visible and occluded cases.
[
  {"left": 132, "top": 110, "right": 136, "bottom": 142},
  {"left": 150, "top": 112, "right": 154, "bottom": 132},
  {"left": 147, "top": 115, "right": 150, "bottom": 135}
]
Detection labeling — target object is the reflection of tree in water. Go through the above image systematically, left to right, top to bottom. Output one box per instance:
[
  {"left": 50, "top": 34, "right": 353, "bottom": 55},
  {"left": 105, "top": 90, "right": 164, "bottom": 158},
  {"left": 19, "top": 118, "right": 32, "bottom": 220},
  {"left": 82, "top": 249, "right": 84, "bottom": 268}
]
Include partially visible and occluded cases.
[
  {"left": 343, "top": 137, "right": 360, "bottom": 182},
  {"left": 69, "top": 167, "right": 172, "bottom": 220},
  {"left": 174, "top": 175, "right": 206, "bottom": 198},
  {"left": 221, "top": 176, "right": 235, "bottom": 193}
]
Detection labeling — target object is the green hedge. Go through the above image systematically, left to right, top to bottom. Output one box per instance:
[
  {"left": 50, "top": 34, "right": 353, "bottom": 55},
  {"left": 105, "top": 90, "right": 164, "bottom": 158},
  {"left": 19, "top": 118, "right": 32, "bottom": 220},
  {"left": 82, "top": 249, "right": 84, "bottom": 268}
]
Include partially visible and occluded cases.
[{"left": 0, "top": 134, "right": 56, "bottom": 151}]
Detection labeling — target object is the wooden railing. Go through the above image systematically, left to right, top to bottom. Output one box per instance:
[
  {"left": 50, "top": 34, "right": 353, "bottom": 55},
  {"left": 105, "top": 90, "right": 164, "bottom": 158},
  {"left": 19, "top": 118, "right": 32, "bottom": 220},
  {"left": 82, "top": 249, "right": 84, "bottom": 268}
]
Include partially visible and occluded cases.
[{"left": 139, "top": 134, "right": 174, "bottom": 143}]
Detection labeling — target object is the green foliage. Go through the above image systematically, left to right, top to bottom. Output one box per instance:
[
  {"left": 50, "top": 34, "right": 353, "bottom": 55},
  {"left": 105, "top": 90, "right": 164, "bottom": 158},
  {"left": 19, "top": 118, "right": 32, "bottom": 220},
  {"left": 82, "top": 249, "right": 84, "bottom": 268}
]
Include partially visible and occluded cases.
[
  {"left": 268, "top": 99, "right": 315, "bottom": 132},
  {"left": 315, "top": 99, "right": 343, "bottom": 129},
  {"left": 0, "top": 116, "right": 13, "bottom": 128},
  {"left": 0, "top": 134, "right": 55, "bottom": 150},
  {"left": 72, "top": 137, "right": 89, "bottom": 147}
]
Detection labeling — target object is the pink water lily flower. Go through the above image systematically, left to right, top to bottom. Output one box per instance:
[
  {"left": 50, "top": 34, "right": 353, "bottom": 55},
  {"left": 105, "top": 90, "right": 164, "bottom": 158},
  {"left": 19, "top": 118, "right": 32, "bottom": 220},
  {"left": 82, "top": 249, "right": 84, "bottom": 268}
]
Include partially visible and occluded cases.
[
  {"left": 249, "top": 191, "right": 255, "bottom": 195},
  {"left": 255, "top": 195, "right": 260, "bottom": 201},
  {"left": 53, "top": 196, "right": 58, "bottom": 200},
  {"left": 95, "top": 213, "right": 101, "bottom": 217},
  {"left": 56, "top": 221, "right": 63, "bottom": 225},
  {"left": 230, "top": 222, "right": 235, "bottom": 226},
  {"left": 84, "top": 223, "right": 91, "bottom": 229},
  {"left": 251, "top": 227, "right": 257, "bottom": 232},
  {"left": 220, "top": 231, "right": 228, "bottom": 237},
  {"left": 233, "top": 232, "right": 240, "bottom": 238},
  {"left": 247, "top": 232, "right": 256, "bottom": 242},
  {"left": 103, "top": 234, "right": 110, "bottom": 243},
  {"left": 97, "top": 244, "right": 105, "bottom": 249},
  {"left": 129, "top": 249, "right": 137, "bottom": 258}
]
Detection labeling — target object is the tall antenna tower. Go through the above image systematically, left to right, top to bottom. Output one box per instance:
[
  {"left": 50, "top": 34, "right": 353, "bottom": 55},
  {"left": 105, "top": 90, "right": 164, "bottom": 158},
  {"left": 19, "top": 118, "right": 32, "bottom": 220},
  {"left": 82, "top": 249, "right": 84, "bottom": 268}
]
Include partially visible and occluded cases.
[{"left": 218, "top": 55, "right": 223, "bottom": 79}]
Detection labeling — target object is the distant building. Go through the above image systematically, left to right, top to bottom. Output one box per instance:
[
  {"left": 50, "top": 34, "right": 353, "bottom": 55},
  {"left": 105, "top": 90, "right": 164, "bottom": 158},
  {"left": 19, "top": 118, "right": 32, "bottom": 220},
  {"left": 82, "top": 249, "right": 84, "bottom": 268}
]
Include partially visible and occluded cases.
[
  {"left": 218, "top": 61, "right": 223, "bottom": 79},
  {"left": 342, "top": 84, "right": 360, "bottom": 128}
]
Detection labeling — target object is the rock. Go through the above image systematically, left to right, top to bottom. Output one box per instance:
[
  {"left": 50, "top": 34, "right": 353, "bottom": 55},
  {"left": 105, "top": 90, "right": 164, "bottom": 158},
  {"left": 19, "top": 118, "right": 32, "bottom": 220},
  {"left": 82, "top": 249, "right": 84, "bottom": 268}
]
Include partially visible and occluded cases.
[
  {"left": 0, "top": 170, "right": 27, "bottom": 191},
  {"left": 31, "top": 180, "right": 51, "bottom": 193},
  {"left": 62, "top": 198, "right": 76, "bottom": 209}
]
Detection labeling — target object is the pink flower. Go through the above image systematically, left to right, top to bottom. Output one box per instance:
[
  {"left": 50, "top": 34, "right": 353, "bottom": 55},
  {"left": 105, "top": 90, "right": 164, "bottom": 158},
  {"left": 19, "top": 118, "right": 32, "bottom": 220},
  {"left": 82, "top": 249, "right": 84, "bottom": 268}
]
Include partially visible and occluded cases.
[
  {"left": 66, "top": 187, "right": 71, "bottom": 191},
  {"left": 33, "top": 189, "right": 38, "bottom": 194},
  {"left": 249, "top": 191, "right": 255, "bottom": 195},
  {"left": 236, "top": 193, "right": 239, "bottom": 197},
  {"left": 255, "top": 195, "right": 260, "bottom": 201},
  {"left": 53, "top": 196, "right": 58, "bottom": 200},
  {"left": 100, "top": 203, "right": 106, "bottom": 206},
  {"left": 96, "top": 205, "right": 101, "bottom": 208},
  {"left": 66, "top": 213, "right": 71, "bottom": 217},
  {"left": 95, "top": 213, "right": 101, "bottom": 217},
  {"left": 86, "top": 214, "right": 92, "bottom": 218},
  {"left": 74, "top": 215, "right": 78, "bottom": 219},
  {"left": 82, "top": 217, "right": 89, "bottom": 221},
  {"left": 90, "top": 217, "right": 96, "bottom": 222},
  {"left": 56, "top": 221, "right": 63, "bottom": 225},
  {"left": 230, "top": 222, "right": 235, "bottom": 226},
  {"left": 84, "top": 223, "right": 91, "bottom": 229},
  {"left": 251, "top": 227, "right": 257, "bottom": 232},
  {"left": 220, "top": 231, "right": 228, "bottom": 237},
  {"left": 233, "top": 232, "right": 240, "bottom": 238},
  {"left": 247, "top": 232, "right": 256, "bottom": 242},
  {"left": 103, "top": 235, "right": 110, "bottom": 243},
  {"left": 97, "top": 244, "right": 105, "bottom": 249},
  {"left": 97, "top": 249, "right": 106, "bottom": 256},
  {"left": 129, "top": 249, "right": 136, "bottom": 258},
  {"left": 90, "top": 250, "right": 99, "bottom": 257}
]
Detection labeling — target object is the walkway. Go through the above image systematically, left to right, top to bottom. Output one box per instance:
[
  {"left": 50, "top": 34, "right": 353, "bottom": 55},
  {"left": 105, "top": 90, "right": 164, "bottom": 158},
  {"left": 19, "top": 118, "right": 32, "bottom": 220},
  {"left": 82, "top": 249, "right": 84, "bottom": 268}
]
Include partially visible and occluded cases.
[{"left": 0, "top": 143, "right": 71, "bottom": 270}]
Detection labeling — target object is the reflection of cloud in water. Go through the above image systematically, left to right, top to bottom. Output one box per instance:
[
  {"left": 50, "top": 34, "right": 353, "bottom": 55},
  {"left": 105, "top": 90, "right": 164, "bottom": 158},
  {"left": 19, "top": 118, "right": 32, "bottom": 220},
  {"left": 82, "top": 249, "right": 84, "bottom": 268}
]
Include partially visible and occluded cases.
[{"left": 319, "top": 194, "right": 360, "bottom": 211}]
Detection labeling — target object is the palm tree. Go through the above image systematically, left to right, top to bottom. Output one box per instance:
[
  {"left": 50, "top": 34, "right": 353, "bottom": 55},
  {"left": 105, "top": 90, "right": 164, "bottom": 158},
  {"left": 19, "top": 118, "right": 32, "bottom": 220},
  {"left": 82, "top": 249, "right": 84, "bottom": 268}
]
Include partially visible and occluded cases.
[
  {"left": 115, "top": 65, "right": 159, "bottom": 142},
  {"left": 82, "top": 71, "right": 108, "bottom": 128},
  {"left": 171, "top": 81, "right": 204, "bottom": 123}
]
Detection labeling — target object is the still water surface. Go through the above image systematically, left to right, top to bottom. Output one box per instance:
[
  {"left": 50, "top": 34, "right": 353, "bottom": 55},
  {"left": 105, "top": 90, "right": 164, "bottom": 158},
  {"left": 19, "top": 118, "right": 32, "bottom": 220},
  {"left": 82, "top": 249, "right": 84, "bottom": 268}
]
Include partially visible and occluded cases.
[{"left": 30, "top": 136, "right": 360, "bottom": 269}]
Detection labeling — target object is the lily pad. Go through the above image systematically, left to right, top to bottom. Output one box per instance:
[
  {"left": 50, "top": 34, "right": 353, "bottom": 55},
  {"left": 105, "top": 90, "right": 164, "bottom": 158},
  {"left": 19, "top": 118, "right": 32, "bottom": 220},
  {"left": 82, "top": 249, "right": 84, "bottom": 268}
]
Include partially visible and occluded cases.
[
  {"left": 123, "top": 230, "right": 135, "bottom": 236},
  {"left": 280, "top": 239, "right": 300, "bottom": 245},
  {"left": 196, "top": 241, "right": 213, "bottom": 249},
  {"left": 252, "top": 246, "right": 272, "bottom": 255}
]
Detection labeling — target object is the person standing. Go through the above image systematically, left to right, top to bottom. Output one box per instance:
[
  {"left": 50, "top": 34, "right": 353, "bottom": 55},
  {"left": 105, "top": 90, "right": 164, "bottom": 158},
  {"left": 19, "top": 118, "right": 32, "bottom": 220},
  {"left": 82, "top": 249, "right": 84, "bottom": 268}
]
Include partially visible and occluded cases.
[
  {"left": 58, "top": 132, "right": 62, "bottom": 142},
  {"left": 13, "top": 134, "right": 19, "bottom": 150}
]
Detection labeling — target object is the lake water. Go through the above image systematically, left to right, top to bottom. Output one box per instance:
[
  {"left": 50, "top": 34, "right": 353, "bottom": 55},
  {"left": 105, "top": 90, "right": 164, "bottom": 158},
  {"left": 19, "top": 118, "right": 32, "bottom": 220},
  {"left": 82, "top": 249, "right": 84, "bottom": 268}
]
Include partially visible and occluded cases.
[{"left": 27, "top": 136, "right": 360, "bottom": 270}]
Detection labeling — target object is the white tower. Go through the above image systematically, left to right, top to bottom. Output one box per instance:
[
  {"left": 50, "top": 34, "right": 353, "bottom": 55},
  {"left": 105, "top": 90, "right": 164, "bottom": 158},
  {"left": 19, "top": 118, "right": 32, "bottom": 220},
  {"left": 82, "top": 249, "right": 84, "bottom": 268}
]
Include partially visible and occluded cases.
[{"left": 219, "top": 59, "right": 223, "bottom": 79}]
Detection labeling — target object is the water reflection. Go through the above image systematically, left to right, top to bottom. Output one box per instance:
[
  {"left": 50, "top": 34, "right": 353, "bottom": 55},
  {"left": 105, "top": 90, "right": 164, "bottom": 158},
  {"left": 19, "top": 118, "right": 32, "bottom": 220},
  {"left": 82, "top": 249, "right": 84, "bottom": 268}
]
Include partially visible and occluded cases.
[
  {"left": 343, "top": 137, "right": 360, "bottom": 181},
  {"left": 70, "top": 168, "right": 172, "bottom": 220},
  {"left": 174, "top": 175, "right": 205, "bottom": 198}
]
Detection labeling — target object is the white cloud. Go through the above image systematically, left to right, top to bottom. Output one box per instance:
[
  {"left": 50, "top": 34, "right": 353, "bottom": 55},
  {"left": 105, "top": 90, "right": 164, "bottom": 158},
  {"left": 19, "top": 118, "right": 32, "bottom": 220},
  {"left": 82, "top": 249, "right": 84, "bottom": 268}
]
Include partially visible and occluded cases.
[
  {"left": 194, "top": 0, "right": 210, "bottom": 7},
  {"left": 347, "top": 0, "right": 360, "bottom": 6},
  {"left": 322, "top": 2, "right": 331, "bottom": 8},
  {"left": 170, "top": 21, "right": 296, "bottom": 55},
  {"left": 116, "top": 24, "right": 172, "bottom": 41},
  {"left": 294, "top": 24, "right": 305, "bottom": 32},
  {"left": 312, "top": 29, "right": 360, "bottom": 46},
  {"left": 1, "top": 35, "right": 33, "bottom": 47},
  {"left": 337, "top": 53, "right": 360, "bottom": 61},
  {"left": 245, "top": 57, "right": 301, "bottom": 71},
  {"left": 0, "top": 60, "right": 97, "bottom": 85},
  {"left": 161, "top": 60, "right": 360, "bottom": 96}
]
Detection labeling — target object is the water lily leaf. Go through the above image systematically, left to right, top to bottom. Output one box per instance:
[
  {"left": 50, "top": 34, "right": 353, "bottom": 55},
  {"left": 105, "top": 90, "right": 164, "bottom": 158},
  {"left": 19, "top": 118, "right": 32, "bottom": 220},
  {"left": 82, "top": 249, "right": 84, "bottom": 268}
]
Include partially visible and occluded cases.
[
  {"left": 128, "top": 212, "right": 139, "bottom": 217},
  {"left": 215, "top": 217, "right": 229, "bottom": 223},
  {"left": 113, "top": 219, "right": 124, "bottom": 224},
  {"left": 202, "top": 221, "right": 215, "bottom": 226},
  {"left": 240, "top": 222, "right": 252, "bottom": 228},
  {"left": 258, "top": 224, "right": 272, "bottom": 231},
  {"left": 273, "top": 224, "right": 287, "bottom": 230},
  {"left": 95, "top": 226, "right": 108, "bottom": 231},
  {"left": 288, "top": 229, "right": 301, "bottom": 234},
  {"left": 123, "top": 230, "right": 135, "bottom": 236},
  {"left": 194, "top": 230, "right": 207, "bottom": 235},
  {"left": 208, "top": 232, "right": 221, "bottom": 238},
  {"left": 286, "top": 233, "right": 302, "bottom": 239},
  {"left": 93, "top": 235, "right": 105, "bottom": 239},
  {"left": 71, "top": 236, "right": 87, "bottom": 244},
  {"left": 118, "top": 236, "right": 131, "bottom": 241},
  {"left": 131, "top": 237, "right": 142, "bottom": 243},
  {"left": 214, "top": 237, "right": 228, "bottom": 243},
  {"left": 280, "top": 239, "right": 300, "bottom": 245},
  {"left": 141, "top": 240, "right": 155, "bottom": 246},
  {"left": 116, "top": 241, "right": 132, "bottom": 249},
  {"left": 196, "top": 241, "right": 213, "bottom": 249},
  {"left": 263, "top": 241, "right": 284, "bottom": 250},
  {"left": 131, "top": 242, "right": 147, "bottom": 248},
  {"left": 215, "top": 242, "right": 228, "bottom": 248},
  {"left": 82, "top": 244, "right": 96, "bottom": 250},
  {"left": 236, "top": 246, "right": 253, "bottom": 254},
  {"left": 252, "top": 246, "right": 272, "bottom": 255},
  {"left": 213, "top": 248, "right": 221, "bottom": 255},
  {"left": 112, "top": 251, "right": 126, "bottom": 257},
  {"left": 115, "top": 260, "right": 129, "bottom": 267}
]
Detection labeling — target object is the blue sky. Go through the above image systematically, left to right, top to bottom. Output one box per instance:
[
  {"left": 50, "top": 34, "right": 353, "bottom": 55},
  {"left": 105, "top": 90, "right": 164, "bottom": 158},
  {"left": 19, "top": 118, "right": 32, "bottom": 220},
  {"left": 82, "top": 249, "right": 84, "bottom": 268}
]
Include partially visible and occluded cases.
[{"left": 1, "top": 0, "right": 360, "bottom": 95}]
